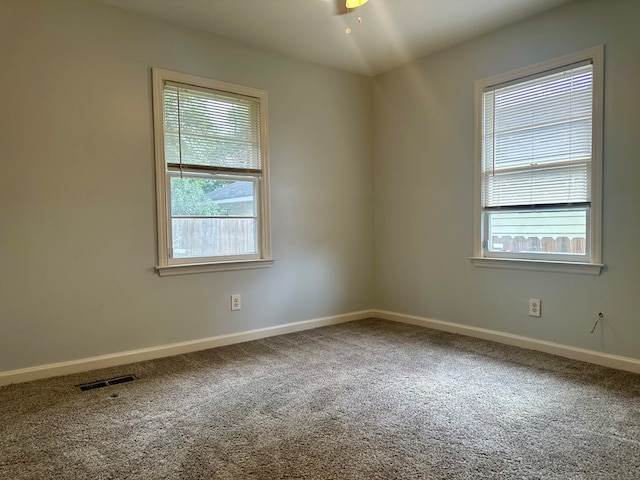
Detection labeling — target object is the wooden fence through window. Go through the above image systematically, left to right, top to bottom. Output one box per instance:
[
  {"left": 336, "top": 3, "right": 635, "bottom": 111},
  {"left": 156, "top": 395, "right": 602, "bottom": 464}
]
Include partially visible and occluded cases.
[
  {"left": 172, "top": 218, "right": 256, "bottom": 257},
  {"left": 492, "top": 236, "right": 585, "bottom": 254}
]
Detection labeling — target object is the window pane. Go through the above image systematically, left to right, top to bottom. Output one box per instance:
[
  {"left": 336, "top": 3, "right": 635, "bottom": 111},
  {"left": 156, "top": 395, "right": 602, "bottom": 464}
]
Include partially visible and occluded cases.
[
  {"left": 482, "top": 64, "right": 593, "bottom": 209},
  {"left": 489, "top": 66, "right": 593, "bottom": 170},
  {"left": 164, "top": 86, "right": 261, "bottom": 170},
  {"left": 494, "top": 118, "right": 592, "bottom": 170},
  {"left": 484, "top": 163, "right": 590, "bottom": 207},
  {"left": 170, "top": 177, "right": 258, "bottom": 258},
  {"left": 170, "top": 177, "right": 256, "bottom": 217},
  {"left": 204, "top": 179, "right": 257, "bottom": 217},
  {"left": 488, "top": 209, "right": 587, "bottom": 255},
  {"left": 171, "top": 218, "right": 257, "bottom": 258}
]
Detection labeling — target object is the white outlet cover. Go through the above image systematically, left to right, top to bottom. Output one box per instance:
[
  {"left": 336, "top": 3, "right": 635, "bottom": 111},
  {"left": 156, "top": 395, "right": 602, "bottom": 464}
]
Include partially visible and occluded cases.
[
  {"left": 231, "top": 294, "right": 241, "bottom": 311},
  {"left": 529, "top": 298, "right": 541, "bottom": 317}
]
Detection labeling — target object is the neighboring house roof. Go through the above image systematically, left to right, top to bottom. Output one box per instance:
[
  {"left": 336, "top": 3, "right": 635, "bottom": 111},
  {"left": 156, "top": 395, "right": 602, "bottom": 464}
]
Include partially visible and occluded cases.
[{"left": 207, "top": 182, "right": 253, "bottom": 203}]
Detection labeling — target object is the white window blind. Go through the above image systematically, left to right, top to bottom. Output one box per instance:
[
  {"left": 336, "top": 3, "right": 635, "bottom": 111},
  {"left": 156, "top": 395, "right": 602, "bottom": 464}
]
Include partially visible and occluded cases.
[
  {"left": 482, "top": 62, "right": 593, "bottom": 209},
  {"left": 163, "top": 82, "right": 262, "bottom": 172}
]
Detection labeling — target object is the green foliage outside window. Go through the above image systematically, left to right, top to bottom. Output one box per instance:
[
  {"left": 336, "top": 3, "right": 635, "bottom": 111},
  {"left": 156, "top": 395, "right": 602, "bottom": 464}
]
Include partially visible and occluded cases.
[{"left": 170, "top": 177, "right": 229, "bottom": 216}]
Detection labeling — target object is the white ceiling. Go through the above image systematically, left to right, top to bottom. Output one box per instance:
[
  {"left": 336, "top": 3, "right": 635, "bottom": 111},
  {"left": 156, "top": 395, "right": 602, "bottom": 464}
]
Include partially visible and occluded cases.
[{"left": 93, "top": 0, "right": 573, "bottom": 76}]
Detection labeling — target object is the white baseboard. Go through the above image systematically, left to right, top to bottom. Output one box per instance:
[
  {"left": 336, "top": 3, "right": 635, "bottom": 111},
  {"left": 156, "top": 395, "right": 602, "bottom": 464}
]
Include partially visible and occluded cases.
[
  {"left": 3, "top": 308, "right": 638, "bottom": 387},
  {"left": 374, "top": 309, "right": 640, "bottom": 374},
  {"left": 0, "top": 310, "right": 375, "bottom": 387}
]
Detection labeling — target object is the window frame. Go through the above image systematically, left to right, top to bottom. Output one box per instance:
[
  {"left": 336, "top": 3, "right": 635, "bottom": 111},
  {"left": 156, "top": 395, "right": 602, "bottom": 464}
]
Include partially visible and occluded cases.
[
  {"left": 471, "top": 46, "right": 604, "bottom": 275},
  {"left": 152, "top": 68, "right": 272, "bottom": 276}
]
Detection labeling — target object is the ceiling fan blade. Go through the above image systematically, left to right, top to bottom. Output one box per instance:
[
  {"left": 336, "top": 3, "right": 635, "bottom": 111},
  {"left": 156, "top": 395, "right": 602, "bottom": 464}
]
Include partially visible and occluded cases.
[{"left": 334, "top": 0, "right": 349, "bottom": 15}]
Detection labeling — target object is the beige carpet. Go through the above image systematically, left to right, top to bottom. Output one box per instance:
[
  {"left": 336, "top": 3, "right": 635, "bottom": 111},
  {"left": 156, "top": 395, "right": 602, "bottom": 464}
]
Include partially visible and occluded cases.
[{"left": 1, "top": 319, "right": 639, "bottom": 479}]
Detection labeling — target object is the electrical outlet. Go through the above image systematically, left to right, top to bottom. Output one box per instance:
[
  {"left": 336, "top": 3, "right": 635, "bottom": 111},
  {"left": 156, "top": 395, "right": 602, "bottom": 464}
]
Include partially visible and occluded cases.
[
  {"left": 231, "top": 294, "right": 241, "bottom": 311},
  {"left": 529, "top": 298, "right": 541, "bottom": 317}
]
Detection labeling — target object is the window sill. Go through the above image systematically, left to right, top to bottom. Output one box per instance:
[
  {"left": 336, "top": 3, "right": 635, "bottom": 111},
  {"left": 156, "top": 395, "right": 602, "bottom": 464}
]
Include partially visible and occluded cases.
[
  {"left": 469, "top": 257, "right": 603, "bottom": 275},
  {"left": 156, "top": 259, "right": 274, "bottom": 276}
]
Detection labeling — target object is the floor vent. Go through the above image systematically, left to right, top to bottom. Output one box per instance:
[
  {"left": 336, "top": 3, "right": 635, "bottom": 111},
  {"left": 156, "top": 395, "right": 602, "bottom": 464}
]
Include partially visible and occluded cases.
[{"left": 77, "top": 375, "right": 137, "bottom": 392}]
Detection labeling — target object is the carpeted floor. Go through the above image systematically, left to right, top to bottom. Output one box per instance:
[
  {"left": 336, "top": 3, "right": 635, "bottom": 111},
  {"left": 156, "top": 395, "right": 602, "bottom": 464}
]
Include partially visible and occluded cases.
[{"left": 1, "top": 318, "right": 639, "bottom": 479}]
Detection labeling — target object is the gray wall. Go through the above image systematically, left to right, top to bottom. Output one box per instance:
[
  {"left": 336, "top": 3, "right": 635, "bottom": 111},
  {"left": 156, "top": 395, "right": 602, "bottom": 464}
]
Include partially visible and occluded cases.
[
  {"left": 0, "top": 0, "right": 374, "bottom": 371},
  {"left": 3, "top": 0, "right": 639, "bottom": 374},
  {"left": 373, "top": 0, "right": 640, "bottom": 359}
]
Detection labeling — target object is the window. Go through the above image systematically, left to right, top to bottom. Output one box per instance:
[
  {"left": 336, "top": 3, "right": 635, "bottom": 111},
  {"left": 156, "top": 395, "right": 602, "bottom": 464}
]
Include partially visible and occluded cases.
[
  {"left": 472, "top": 47, "right": 604, "bottom": 275},
  {"left": 152, "top": 69, "right": 271, "bottom": 276}
]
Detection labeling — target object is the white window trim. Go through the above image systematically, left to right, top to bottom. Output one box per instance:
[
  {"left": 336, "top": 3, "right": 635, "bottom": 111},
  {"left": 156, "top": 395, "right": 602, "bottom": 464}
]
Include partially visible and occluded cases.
[
  {"left": 470, "top": 46, "right": 604, "bottom": 275},
  {"left": 152, "top": 68, "right": 272, "bottom": 275}
]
